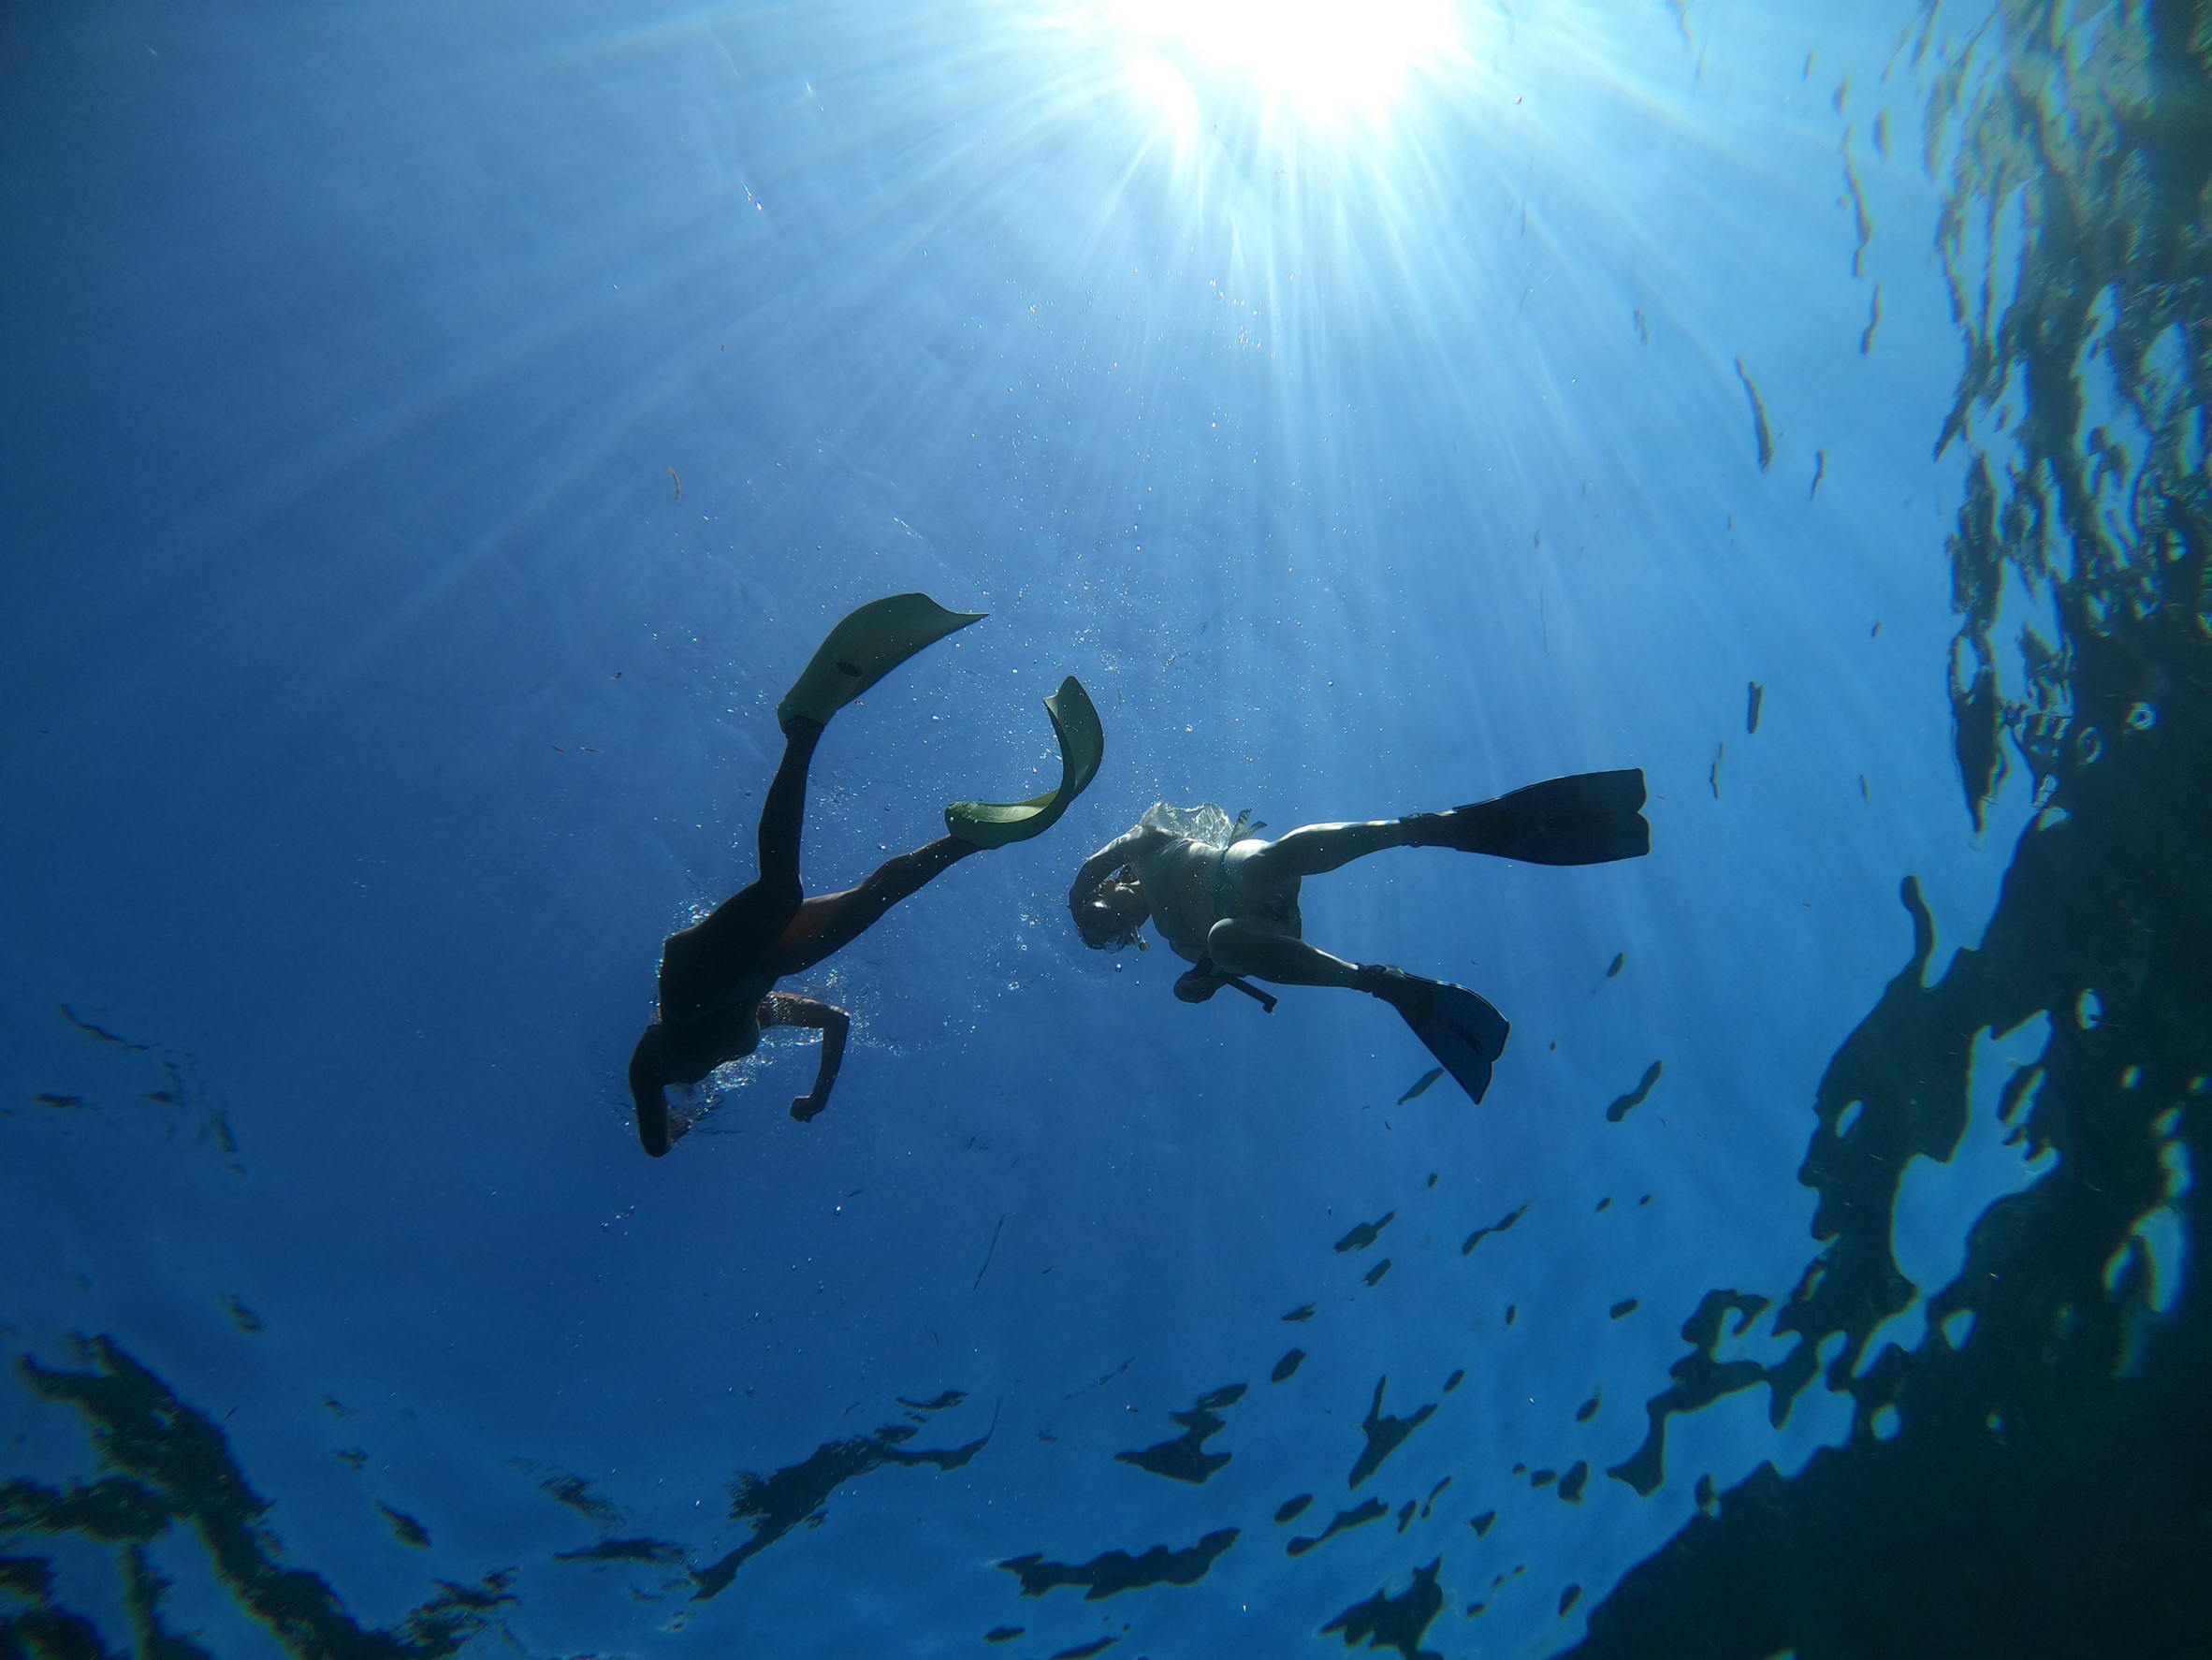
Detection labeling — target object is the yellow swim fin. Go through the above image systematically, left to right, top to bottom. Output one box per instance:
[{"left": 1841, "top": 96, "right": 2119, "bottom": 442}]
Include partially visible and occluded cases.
[
  {"left": 778, "top": 593, "right": 985, "bottom": 734},
  {"left": 946, "top": 676, "right": 1104, "bottom": 849}
]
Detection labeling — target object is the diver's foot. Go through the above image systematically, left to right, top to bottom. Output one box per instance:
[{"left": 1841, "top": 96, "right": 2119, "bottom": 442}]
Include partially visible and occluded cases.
[
  {"left": 777, "top": 593, "right": 985, "bottom": 734},
  {"left": 1404, "top": 772, "right": 1650, "bottom": 866},
  {"left": 1400, "top": 805, "right": 1513, "bottom": 856},
  {"left": 1353, "top": 964, "right": 1435, "bottom": 1023}
]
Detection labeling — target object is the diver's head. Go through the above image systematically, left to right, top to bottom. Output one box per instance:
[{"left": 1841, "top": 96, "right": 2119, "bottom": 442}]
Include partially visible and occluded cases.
[{"left": 1074, "top": 870, "right": 1150, "bottom": 953}]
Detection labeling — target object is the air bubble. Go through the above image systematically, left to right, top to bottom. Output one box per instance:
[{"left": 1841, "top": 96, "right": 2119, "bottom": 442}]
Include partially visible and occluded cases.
[
  {"left": 2126, "top": 702, "right": 2157, "bottom": 730},
  {"left": 2074, "top": 725, "right": 2103, "bottom": 764}
]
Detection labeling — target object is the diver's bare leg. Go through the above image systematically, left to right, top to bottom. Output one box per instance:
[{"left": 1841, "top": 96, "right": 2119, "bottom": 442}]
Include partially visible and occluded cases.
[
  {"left": 1236, "top": 820, "right": 1410, "bottom": 883},
  {"left": 765, "top": 835, "right": 982, "bottom": 978},
  {"left": 1204, "top": 918, "right": 1366, "bottom": 989}
]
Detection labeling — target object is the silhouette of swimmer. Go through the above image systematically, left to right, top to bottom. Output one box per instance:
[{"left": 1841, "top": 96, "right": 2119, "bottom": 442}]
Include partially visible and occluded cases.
[
  {"left": 630, "top": 595, "right": 1102, "bottom": 1156},
  {"left": 1068, "top": 773, "right": 1650, "bottom": 1103}
]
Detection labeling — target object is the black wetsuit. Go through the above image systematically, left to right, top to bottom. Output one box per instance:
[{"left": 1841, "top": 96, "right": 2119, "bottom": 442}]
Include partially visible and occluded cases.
[{"left": 629, "top": 719, "right": 978, "bottom": 1155}]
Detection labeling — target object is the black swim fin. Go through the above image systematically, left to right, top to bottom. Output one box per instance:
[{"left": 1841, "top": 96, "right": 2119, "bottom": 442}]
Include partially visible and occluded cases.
[
  {"left": 1406, "top": 769, "right": 1650, "bottom": 866},
  {"left": 1365, "top": 970, "right": 1510, "bottom": 1104}
]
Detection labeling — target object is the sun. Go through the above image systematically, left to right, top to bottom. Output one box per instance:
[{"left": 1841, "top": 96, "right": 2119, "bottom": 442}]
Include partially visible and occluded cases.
[{"left": 1100, "top": 0, "right": 1465, "bottom": 129}]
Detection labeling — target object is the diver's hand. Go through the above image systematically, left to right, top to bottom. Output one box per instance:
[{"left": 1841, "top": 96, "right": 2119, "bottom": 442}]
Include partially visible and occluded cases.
[
  {"left": 1173, "top": 968, "right": 1223, "bottom": 1004},
  {"left": 791, "top": 1092, "right": 826, "bottom": 1123}
]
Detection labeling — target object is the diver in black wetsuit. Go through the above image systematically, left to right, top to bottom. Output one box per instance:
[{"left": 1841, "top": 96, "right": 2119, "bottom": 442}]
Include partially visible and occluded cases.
[
  {"left": 629, "top": 594, "right": 1102, "bottom": 1157},
  {"left": 1066, "top": 773, "right": 1651, "bottom": 1103}
]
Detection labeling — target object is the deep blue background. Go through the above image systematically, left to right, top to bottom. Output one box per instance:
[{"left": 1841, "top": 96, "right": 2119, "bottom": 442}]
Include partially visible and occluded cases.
[{"left": 1, "top": 2, "right": 2063, "bottom": 1654}]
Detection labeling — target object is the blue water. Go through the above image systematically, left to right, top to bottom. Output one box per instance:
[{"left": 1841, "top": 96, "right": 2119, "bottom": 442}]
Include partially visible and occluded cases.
[{"left": 6, "top": 2, "right": 2204, "bottom": 1656}]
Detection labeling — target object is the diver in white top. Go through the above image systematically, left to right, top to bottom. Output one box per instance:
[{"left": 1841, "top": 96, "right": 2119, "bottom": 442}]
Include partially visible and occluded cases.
[{"left": 1066, "top": 774, "right": 1650, "bottom": 1101}]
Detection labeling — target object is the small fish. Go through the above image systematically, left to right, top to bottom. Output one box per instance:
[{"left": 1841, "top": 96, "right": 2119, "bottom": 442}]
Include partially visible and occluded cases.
[
  {"left": 1842, "top": 155, "right": 1872, "bottom": 276},
  {"left": 1860, "top": 284, "right": 1883, "bottom": 355},
  {"left": 1633, "top": 307, "right": 1650, "bottom": 342},
  {"left": 1734, "top": 359, "right": 1774, "bottom": 471},
  {"left": 1809, "top": 449, "right": 1826, "bottom": 501},
  {"left": 667, "top": 466, "right": 681, "bottom": 500},
  {"left": 1747, "top": 681, "right": 1766, "bottom": 735},
  {"left": 1606, "top": 953, "right": 1625, "bottom": 978},
  {"left": 1397, "top": 1067, "right": 1446, "bottom": 1104}
]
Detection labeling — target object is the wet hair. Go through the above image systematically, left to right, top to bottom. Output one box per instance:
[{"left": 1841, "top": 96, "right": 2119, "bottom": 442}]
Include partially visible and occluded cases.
[
  {"left": 1073, "top": 867, "right": 1146, "bottom": 953},
  {"left": 1074, "top": 897, "right": 1137, "bottom": 952}
]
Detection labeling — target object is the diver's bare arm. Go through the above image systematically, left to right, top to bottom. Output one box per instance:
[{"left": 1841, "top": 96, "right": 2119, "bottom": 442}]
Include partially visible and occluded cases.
[
  {"left": 1067, "top": 826, "right": 1167, "bottom": 910},
  {"left": 764, "top": 993, "right": 850, "bottom": 1122}
]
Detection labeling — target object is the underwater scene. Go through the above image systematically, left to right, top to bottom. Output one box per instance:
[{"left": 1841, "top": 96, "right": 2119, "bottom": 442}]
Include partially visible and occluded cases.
[{"left": 4, "top": 0, "right": 2205, "bottom": 1655}]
